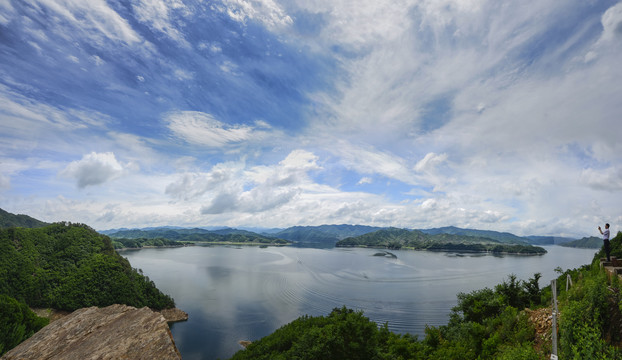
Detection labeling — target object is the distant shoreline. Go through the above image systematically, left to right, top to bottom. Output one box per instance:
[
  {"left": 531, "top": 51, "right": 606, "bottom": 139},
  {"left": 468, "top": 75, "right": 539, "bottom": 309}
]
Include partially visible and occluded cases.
[
  {"left": 115, "top": 242, "right": 290, "bottom": 251},
  {"left": 337, "top": 244, "right": 547, "bottom": 255}
]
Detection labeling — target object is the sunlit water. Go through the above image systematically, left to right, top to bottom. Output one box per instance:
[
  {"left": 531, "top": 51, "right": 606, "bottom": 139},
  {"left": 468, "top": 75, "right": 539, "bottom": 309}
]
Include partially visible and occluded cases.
[{"left": 120, "top": 245, "right": 597, "bottom": 360}]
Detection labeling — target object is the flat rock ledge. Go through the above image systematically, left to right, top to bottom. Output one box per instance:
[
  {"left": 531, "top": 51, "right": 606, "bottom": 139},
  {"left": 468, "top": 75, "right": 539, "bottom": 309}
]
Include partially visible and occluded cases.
[
  {"left": 1, "top": 304, "right": 181, "bottom": 360},
  {"left": 160, "top": 308, "right": 189, "bottom": 323}
]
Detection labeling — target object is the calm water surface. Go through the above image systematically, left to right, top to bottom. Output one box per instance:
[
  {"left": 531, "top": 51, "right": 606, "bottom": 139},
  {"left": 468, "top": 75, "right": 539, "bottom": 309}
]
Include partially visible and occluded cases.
[{"left": 120, "top": 245, "right": 596, "bottom": 360}]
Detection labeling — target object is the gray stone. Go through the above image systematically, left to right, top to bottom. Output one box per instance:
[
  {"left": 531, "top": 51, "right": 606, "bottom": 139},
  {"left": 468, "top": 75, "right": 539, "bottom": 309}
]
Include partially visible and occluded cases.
[{"left": 2, "top": 304, "right": 181, "bottom": 360}]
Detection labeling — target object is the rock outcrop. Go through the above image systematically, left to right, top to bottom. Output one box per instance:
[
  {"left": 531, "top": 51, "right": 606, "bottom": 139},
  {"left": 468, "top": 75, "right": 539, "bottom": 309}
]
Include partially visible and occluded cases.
[
  {"left": 2, "top": 304, "right": 181, "bottom": 360},
  {"left": 159, "top": 307, "right": 189, "bottom": 323}
]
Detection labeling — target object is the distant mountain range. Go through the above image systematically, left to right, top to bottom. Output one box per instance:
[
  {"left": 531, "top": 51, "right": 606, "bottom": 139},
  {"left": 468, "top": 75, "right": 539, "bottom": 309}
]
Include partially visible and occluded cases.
[
  {"left": 0, "top": 207, "right": 584, "bottom": 249},
  {"left": 101, "top": 224, "right": 582, "bottom": 246}
]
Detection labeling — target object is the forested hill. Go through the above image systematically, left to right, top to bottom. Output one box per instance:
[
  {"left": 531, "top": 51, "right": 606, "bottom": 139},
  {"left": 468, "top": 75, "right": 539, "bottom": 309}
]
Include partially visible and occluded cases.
[
  {"left": 0, "top": 208, "right": 49, "bottom": 229},
  {"left": 0, "top": 222, "right": 175, "bottom": 311},
  {"left": 272, "top": 224, "right": 384, "bottom": 245},
  {"left": 420, "top": 226, "right": 528, "bottom": 244},
  {"left": 106, "top": 227, "right": 289, "bottom": 245},
  {"left": 336, "top": 228, "right": 547, "bottom": 254},
  {"left": 559, "top": 236, "right": 602, "bottom": 249}
]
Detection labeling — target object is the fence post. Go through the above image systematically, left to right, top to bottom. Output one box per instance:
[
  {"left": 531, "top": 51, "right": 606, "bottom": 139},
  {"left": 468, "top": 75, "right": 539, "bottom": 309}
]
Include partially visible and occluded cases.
[
  {"left": 566, "top": 274, "right": 573, "bottom": 292},
  {"left": 551, "top": 279, "right": 558, "bottom": 359}
]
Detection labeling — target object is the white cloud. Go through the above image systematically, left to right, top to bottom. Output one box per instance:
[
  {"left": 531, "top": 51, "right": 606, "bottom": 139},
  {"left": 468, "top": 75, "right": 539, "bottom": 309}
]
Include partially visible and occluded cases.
[
  {"left": 0, "top": 0, "right": 14, "bottom": 25},
  {"left": 33, "top": 0, "right": 142, "bottom": 45},
  {"left": 132, "top": 0, "right": 189, "bottom": 46},
  {"left": 222, "top": 0, "right": 293, "bottom": 29},
  {"left": 292, "top": 0, "right": 416, "bottom": 51},
  {"left": 584, "top": 2, "right": 622, "bottom": 62},
  {"left": 598, "top": 2, "right": 622, "bottom": 44},
  {"left": 92, "top": 55, "right": 105, "bottom": 66},
  {"left": 219, "top": 60, "right": 239, "bottom": 74},
  {"left": 173, "top": 69, "right": 193, "bottom": 81},
  {"left": 0, "top": 84, "right": 111, "bottom": 154},
  {"left": 166, "top": 111, "right": 276, "bottom": 147},
  {"left": 332, "top": 141, "right": 414, "bottom": 184},
  {"left": 279, "top": 149, "right": 320, "bottom": 171},
  {"left": 165, "top": 150, "right": 320, "bottom": 215},
  {"left": 61, "top": 152, "right": 125, "bottom": 188},
  {"left": 414, "top": 152, "right": 448, "bottom": 173},
  {"left": 165, "top": 161, "right": 243, "bottom": 201},
  {"left": 580, "top": 166, "right": 622, "bottom": 192},
  {"left": 357, "top": 177, "right": 372, "bottom": 185}
]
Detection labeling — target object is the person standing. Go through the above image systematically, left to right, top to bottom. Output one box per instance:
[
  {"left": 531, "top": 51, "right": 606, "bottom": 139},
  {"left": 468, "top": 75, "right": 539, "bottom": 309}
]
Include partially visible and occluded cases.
[{"left": 599, "top": 223, "right": 611, "bottom": 262}]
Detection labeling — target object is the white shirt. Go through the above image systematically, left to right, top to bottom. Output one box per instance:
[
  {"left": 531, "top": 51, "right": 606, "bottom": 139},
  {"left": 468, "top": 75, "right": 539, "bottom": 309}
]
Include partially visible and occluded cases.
[{"left": 603, "top": 228, "right": 610, "bottom": 241}]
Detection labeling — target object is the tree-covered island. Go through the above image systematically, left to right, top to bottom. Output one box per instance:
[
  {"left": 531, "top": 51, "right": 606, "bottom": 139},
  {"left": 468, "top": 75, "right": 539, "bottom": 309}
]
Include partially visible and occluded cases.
[{"left": 336, "top": 228, "right": 547, "bottom": 255}]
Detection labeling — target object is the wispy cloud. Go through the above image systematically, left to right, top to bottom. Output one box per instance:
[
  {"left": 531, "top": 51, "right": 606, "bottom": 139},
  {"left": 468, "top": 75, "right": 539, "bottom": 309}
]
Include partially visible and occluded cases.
[
  {"left": 2, "top": 0, "right": 621, "bottom": 236},
  {"left": 33, "top": 0, "right": 142, "bottom": 45},
  {"left": 132, "top": 0, "right": 190, "bottom": 47},
  {"left": 221, "top": 0, "right": 293, "bottom": 29},
  {"left": 166, "top": 111, "right": 278, "bottom": 147}
]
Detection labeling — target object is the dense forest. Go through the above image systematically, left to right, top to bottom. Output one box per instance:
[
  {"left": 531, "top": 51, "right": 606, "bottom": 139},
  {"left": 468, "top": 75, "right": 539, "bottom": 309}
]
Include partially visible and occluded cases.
[
  {"left": 0, "top": 221, "right": 176, "bottom": 356},
  {"left": 419, "top": 226, "right": 528, "bottom": 244},
  {"left": 336, "top": 228, "right": 547, "bottom": 254},
  {"left": 231, "top": 231, "right": 622, "bottom": 359},
  {"left": 111, "top": 237, "right": 185, "bottom": 249}
]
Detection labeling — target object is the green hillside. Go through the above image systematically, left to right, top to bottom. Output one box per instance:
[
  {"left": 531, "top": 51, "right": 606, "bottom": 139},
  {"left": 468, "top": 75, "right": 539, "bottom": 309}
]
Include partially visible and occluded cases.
[
  {"left": 0, "top": 208, "right": 49, "bottom": 229},
  {"left": 0, "top": 220, "right": 179, "bottom": 355},
  {"left": 0, "top": 222, "right": 175, "bottom": 311},
  {"left": 272, "top": 224, "right": 384, "bottom": 245},
  {"left": 421, "top": 226, "right": 529, "bottom": 244},
  {"left": 337, "top": 228, "right": 546, "bottom": 254},
  {"left": 524, "top": 235, "right": 577, "bottom": 245},
  {"left": 559, "top": 236, "right": 602, "bottom": 249},
  {"left": 111, "top": 237, "right": 185, "bottom": 249}
]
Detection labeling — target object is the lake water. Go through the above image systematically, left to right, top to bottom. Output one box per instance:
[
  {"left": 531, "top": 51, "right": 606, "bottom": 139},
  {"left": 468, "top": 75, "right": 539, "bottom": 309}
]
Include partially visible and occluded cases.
[{"left": 120, "top": 245, "right": 597, "bottom": 360}]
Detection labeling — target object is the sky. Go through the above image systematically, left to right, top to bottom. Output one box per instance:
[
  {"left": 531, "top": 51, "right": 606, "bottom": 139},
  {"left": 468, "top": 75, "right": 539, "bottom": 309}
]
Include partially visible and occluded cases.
[{"left": 1, "top": 0, "right": 621, "bottom": 237}]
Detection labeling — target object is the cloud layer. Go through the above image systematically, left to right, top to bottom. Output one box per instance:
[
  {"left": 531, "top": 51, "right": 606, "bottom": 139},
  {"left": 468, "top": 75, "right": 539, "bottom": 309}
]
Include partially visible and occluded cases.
[{"left": 1, "top": 0, "right": 621, "bottom": 237}]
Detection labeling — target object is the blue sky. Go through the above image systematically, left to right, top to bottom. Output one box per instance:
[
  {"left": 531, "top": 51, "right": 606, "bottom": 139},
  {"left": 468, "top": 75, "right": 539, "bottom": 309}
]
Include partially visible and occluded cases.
[{"left": 1, "top": 0, "right": 621, "bottom": 237}]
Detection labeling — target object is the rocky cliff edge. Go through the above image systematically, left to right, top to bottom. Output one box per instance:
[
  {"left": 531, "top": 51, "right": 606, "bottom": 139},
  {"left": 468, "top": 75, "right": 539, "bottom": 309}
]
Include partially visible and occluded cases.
[{"left": 1, "top": 304, "right": 182, "bottom": 360}]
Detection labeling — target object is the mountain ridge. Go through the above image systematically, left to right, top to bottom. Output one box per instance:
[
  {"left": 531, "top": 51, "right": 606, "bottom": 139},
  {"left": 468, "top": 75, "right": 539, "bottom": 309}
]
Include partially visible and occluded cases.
[
  {"left": 102, "top": 224, "right": 579, "bottom": 247},
  {"left": 336, "top": 227, "right": 547, "bottom": 254}
]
